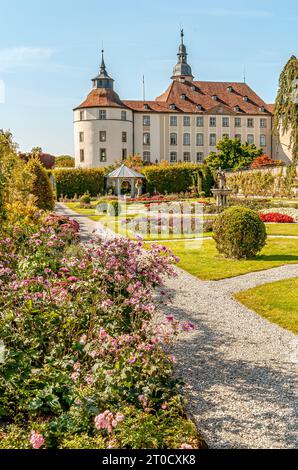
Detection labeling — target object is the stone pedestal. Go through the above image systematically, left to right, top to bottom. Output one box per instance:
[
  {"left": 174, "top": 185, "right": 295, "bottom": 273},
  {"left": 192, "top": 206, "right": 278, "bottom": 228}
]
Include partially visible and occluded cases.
[{"left": 212, "top": 188, "right": 233, "bottom": 209}]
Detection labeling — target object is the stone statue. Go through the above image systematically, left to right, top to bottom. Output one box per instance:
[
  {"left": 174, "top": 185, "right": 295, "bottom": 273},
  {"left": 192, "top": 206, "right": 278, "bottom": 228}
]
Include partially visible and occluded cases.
[{"left": 217, "top": 167, "right": 226, "bottom": 190}]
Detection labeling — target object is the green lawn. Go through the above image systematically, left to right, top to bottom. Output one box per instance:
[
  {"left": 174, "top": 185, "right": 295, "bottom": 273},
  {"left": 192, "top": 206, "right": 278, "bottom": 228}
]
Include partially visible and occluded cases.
[
  {"left": 266, "top": 223, "right": 298, "bottom": 236},
  {"left": 161, "top": 238, "right": 298, "bottom": 280},
  {"left": 235, "top": 278, "right": 298, "bottom": 334}
]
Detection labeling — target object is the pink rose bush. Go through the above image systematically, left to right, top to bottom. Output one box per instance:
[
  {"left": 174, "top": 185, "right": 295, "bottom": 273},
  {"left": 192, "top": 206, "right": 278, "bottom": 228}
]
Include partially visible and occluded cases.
[{"left": 0, "top": 214, "right": 199, "bottom": 449}]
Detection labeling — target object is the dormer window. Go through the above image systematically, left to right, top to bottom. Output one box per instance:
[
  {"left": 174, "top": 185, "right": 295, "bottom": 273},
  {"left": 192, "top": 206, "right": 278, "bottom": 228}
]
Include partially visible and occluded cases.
[
  {"left": 191, "top": 86, "right": 196, "bottom": 91},
  {"left": 227, "top": 86, "right": 234, "bottom": 93},
  {"left": 180, "top": 94, "right": 186, "bottom": 100},
  {"left": 212, "top": 95, "right": 218, "bottom": 101},
  {"left": 243, "top": 96, "right": 249, "bottom": 102},
  {"left": 144, "top": 104, "right": 149, "bottom": 110},
  {"left": 170, "top": 104, "right": 176, "bottom": 110},
  {"left": 196, "top": 104, "right": 203, "bottom": 110},
  {"left": 234, "top": 106, "right": 240, "bottom": 112},
  {"left": 259, "top": 106, "right": 265, "bottom": 112}
]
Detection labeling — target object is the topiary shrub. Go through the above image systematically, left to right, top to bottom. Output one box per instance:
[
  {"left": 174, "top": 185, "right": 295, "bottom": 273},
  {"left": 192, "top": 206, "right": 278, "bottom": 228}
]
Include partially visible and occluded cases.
[
  {"left": 26, "top": 157, "right": 55, "bottom": 211},
  {"left": 80, "top": 193, "right": 91, "bottom": 206},
  {"left": 108, "top": 200, "right": 121, "bottom": 217},
  {"left": 213, "top": 206, "right": 267, "bottom": 259}
]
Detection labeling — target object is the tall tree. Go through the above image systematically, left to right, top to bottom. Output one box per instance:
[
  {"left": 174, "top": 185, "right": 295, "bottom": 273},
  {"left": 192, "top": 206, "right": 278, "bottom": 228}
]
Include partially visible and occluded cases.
[
  {"left": 274, "top": 55, "right": 298, "bottom": 160},
  {"left": 205, "top": 136, "right": 263, "bottom": 171}
]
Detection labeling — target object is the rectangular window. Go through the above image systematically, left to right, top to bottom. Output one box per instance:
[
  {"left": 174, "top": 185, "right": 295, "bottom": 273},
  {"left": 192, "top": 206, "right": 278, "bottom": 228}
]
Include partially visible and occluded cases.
[
  {"left": 99, "top": 110, "right": 107, "bottom": 120},
  {"left": 80, "top": 111, "right": 85, "bottom": 121},
  {"left": 121, "top": 111, "right": 127, "bottom": 121},
  {"left": 143, "top": 115, "right": 150, "bottom": 126},
  {"left": 170, "top": 116, "right": 177, "bottom": 126},
  {"left": 183, "top": 116, "right": 191, "bottom": 126},
  {"left": 196, "top": 116, "right": 204, "bottom": 127},
  {"left": 210, "top": 117, "right": 216, "bottom": 127},
  {"left": 222, "top": 117, "right": 229, "bottom": 127},
  {"left": 235, "top": 117, "right": 241, "bottom": 127},
  {"left": 247, "top": 118, "right": 254, "bottom": 128},
  {"left": 260, "top": 118, "right": 267, "bottom": 128},
  {"left": 99, "top": 131, "right": 106, "bottom": 142},
  {"left": 79, "top": 132, "right": 84, "bottom": 143},
  {"left": 122, "top": 132, "right": 127, "bottom": 143},
  {"left": 143, "top": 133, "right": 150, "bottom": 145},
  {"left": 170, "top": 133, "right": 177, "bottom": 145},
  {"left": 183, "top": 133, "right": 191, "bottom": 146},
  {"left": 196, "top": 133, "right": 204, "bottom": 146},
  {"left": 209, "top": 134, "right": 216, "bottom": 146},
  {"left": 235, "top": 134, "right": 242, "bottom": 141},
  {"left": 247, "top": 134, "right": 254, "bottom": 145},
  {"left": 260, "top": 135, "right": 267, "bottom": 147},
  {"left": 80, "top": 149, "right": 85, "bottom": 162},
  {"left": 100, "top": 149, "right": 107, "bottom": 162},
  {"left": 122, "top": 149, "right": 127, "bottom": 160},
  {"left": 143, "top": 151, "right": 151, "bottom": 163},
  {"left": 170, "top": 151, "right": 177, "bottom": 163},
  {"left": 183, "top": 152, "right": 191, "bottom": 162},
  {"left": 196, "top": 152, "right": 204, "bottom": 163}
]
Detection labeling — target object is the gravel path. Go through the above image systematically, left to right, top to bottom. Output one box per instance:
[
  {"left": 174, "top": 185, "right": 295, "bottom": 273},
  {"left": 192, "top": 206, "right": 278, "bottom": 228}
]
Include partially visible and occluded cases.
[{"left": 56, "top": 203, "right": 298, "bottom": 449}]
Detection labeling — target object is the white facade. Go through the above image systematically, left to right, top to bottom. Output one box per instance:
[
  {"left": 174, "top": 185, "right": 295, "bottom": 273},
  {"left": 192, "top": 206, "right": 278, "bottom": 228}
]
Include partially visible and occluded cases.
[
  {"left": 74, "top": 34, "right": 277, "bottom": 168},
  {"left": 74, "top": 107, "right": 133, "bottom": 168}
]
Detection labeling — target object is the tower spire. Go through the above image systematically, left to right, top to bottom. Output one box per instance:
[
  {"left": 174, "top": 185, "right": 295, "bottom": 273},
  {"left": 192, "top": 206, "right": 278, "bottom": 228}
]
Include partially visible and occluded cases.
[
  {"left": 171, "top": 29, "right": 194, "bottom": 81},
  {"left": 91, "top": 48, "right": 115, "bottom": 90},
  {"left": 100, "top": 49, "right": 107, "bottom": 75}
]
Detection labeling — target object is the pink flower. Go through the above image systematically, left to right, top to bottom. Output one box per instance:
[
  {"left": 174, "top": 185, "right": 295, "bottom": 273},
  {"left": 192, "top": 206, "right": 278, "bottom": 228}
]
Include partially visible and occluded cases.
[
  {"left": 166, "top": 315, "right": 174, "bottom": 322},
  {"left": 182, "top": 321, "right": 195, "bottom": 332},
  {"left": 79, "top": 334, "right": 87, "bottom": 345},
  {"left": 128, "top": 356, "right": 137, "bottom": 364},
  {"left": 70, "top": 372, "right": 80, "bottom": 382},
  {"left": 85, "top": 374, "right": 94, "bottom": 386},
  {"left": 95, "top": 410, "right": 124, "bottom": 433},
  {"left": 30, "top": 431, "right": 45, "bottom": 449},
  {"left": 180, "top": 443, "right": 193, "bottom": 449}
]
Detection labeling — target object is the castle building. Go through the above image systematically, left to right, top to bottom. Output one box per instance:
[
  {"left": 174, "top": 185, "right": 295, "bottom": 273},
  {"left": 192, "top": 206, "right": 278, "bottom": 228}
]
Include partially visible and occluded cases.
[{"left": 74, "top": 31, "right": 278, "bottom": 168}]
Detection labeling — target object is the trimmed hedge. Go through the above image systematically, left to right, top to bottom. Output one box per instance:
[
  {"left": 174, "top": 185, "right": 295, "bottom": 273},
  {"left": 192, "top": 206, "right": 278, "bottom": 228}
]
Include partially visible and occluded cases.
[
  {"left": 142, "top": 163, "right": 214, "bottom": 196},
  {"left": 52, "top": 168, "right": 105, "bottom": 198}
]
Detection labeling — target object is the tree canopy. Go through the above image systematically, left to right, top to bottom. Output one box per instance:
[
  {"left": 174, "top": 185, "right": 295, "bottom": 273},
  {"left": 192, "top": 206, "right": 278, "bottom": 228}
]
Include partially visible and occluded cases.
[{"left": 205, "top": 136, "right": 263, "bottom": 171}]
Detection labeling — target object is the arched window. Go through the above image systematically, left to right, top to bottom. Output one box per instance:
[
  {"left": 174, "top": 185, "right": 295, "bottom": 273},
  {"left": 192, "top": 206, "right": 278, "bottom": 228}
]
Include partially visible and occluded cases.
[
  {"left": 143, "top": 133, "right": 150, "bottom": 145},
  {"left": 170, "top": 133, "right": 177, "bottom": 145},
  {"left": 183, "top": 133, "right": 190, "bottom": 146},
  {"left": 143, "top": 151, "right": 151, "bottom": 163},
  {"left": 170, "top": 152, "right": 177, "bottom": 163}
]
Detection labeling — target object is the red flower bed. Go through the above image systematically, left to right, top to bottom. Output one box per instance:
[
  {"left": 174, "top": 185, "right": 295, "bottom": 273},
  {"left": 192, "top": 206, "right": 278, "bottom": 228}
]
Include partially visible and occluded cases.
[{"left": 259, "top": 212, "right": 295, "bottom": 223}]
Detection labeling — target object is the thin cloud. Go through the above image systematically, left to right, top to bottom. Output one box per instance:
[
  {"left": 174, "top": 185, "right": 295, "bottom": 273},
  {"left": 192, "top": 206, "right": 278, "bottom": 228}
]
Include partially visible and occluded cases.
[
  {"left": 198, "top": 8, "right": 272, "bottom": 18},
  {"left": 0, "top": 47, "right": 54, "bottom": 72}
]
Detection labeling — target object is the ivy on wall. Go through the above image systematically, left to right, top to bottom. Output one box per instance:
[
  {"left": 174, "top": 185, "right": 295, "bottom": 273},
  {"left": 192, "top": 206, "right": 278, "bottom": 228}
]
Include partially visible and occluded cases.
[
  {"left": 274, "top": 55, "right": 298, "bottom": 161},
  {"left": 226, "top": 166, "right": 298, "bottom": 197}
]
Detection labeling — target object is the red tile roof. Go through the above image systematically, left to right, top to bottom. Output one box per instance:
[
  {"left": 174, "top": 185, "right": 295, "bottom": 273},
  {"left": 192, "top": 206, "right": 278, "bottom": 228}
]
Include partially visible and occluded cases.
[
  {"left": 75, "top": 80, "right": 273, "bottom": 116},
  {"left": 125, "top": 80, "right": 273, "bottom": 115},
  {"left": 74, "top": 87, "right": 126, "bottom": 110},
  {"left": 266, "top": 103, "right": 275, "bottom": 114}
]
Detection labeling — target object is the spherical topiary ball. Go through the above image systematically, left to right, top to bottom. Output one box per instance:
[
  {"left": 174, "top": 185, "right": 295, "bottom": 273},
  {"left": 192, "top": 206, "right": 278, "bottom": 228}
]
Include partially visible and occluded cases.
[{"left": 212, "top": 206, "right": 267, "bottom": 259}]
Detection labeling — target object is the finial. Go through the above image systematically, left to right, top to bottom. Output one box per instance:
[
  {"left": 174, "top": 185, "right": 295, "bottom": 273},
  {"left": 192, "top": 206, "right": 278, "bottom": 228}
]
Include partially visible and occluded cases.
[{"left": 180, "top": 28, "right": 184, "bottom": 44}]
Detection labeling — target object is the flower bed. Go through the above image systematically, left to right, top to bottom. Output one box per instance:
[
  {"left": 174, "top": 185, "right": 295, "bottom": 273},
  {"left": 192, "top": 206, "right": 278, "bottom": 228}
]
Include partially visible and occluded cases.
[
  {"left": 260, "top": 207, "right": 298, "bottom": 222},
  {"left": 259, "top": 212, "right": 295, "bottom": 223},
  {"left": 0, "top": 215, "right": 201, "bottom": 449},
  {"left": 122, "top": 215, "right": 203, "bottom": 236}
]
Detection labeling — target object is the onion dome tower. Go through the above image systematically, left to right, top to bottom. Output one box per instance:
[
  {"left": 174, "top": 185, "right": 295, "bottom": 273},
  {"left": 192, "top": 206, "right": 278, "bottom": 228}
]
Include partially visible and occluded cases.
[
  {"left": 171, "top": 29, "right": 194, "bottom": 82},
  {"left": 73, "top": 50, "right": 133, "bottom": 168}
]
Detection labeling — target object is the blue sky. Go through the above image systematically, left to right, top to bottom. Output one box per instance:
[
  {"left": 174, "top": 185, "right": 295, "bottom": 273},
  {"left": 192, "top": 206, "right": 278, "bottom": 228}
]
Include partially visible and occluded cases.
[{"left": 0, "top": 0, "right": 297, "bottom": 155}]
